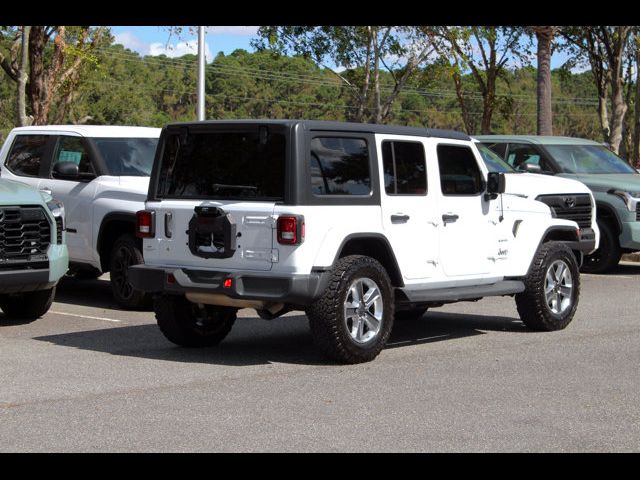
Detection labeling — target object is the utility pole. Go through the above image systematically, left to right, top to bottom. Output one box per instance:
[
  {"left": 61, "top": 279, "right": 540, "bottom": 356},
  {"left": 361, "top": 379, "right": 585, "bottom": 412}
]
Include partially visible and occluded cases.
[{"left": 197, "top": 26, "right": 205, "bottom": 121}]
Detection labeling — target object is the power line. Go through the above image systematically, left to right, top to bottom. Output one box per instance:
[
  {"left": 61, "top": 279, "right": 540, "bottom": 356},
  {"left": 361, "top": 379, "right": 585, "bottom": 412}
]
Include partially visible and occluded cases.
[{"left": 93, "top": 46, "right": 602, "bottom": 106}]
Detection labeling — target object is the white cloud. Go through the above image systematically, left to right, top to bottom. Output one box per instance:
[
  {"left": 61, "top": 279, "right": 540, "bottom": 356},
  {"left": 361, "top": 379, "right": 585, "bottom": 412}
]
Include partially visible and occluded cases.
[
  {"left": 207, "top": 26, "right": 259, "bottom": 36},
  {"left": 113, "top": 31, "right": 148, "bottom": 54},
  {"left": 149, "top": 39, "right": 214, "bottom": 62}
]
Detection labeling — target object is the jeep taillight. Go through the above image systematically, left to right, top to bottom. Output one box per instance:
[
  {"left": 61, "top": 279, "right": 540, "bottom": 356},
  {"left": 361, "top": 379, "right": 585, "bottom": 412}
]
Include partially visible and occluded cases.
[
  {"left": 136, "top": 210, "right": 155, "bottom": 238},
  {"left": 277, "top": 215, "right": 304, "bottom": 245}
]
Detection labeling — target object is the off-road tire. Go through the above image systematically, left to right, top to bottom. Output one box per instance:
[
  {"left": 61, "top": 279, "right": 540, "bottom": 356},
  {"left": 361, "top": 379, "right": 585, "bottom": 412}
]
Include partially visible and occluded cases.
[
  {"left": 581, "top": 219, "right": 621, "bottom": 274},
  {"left": 109, "top": 234, "right": 151, "bottom": 310},
  {"left": 516, "top": 241, "right": 580, "bottom": 331},
  {"left": 306, "top": 255, "right": 394, "bottom": 364},
  {"left": 0, "top": 287, "right": 56, "bottom": 321},
  {"left": 154, "top": 294, "right": 237, "bottom": 347},
  {"left": 395, "top": 307, "right": 428, "bottom": 321}
]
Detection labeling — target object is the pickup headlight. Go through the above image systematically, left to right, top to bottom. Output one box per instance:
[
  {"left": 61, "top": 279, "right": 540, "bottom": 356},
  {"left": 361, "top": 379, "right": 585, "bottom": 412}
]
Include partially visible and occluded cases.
[
  {"left": 610, "top": 190, "right": 640, "bottom": 212},
  {"left": 46, "top": 199, "right": 65, "bottom": 219}
]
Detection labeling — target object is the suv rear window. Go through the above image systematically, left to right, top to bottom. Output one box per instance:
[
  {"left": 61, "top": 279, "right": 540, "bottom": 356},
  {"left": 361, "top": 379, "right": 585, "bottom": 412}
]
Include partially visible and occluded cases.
[{"left": 156, "top": 130, "right": 286, "bottom": 201}]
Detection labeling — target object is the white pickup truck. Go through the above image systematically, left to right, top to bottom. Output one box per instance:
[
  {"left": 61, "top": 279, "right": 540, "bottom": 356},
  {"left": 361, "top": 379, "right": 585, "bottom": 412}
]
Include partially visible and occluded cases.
[{"left": 0, "top": 125, "right": 160, "bottom": 309}]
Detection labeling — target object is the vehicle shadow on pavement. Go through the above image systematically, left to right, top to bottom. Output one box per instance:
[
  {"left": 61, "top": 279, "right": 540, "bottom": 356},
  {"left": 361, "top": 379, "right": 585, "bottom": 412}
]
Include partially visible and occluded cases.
[
  {"left": 610, "top": 262, "right": 640, "bottom": 275},
  {"left": 54, "top": 276, "right": 153, "bottom": 311},
  {"left": 33, "top": 310, "right": 524, "bottom": 366},
  {"left": 387, "top": 311, "right": 526, "bottom": 349}
]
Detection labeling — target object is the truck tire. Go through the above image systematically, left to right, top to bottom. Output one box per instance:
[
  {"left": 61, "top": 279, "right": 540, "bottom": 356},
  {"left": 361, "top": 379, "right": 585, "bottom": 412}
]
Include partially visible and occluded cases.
[
  {"left": 581, "top": 219, "right": 621, "bottom": 274},
  {"left": 110, "top": 234, "right": 151, "bottom": 310},
  {"left": 516, "top": 242, "right": 580, "bottom": 331},
  {"left": 306, "top": 255, "right": 395, "bottom": 364},
  {"left": 0, "top": 287, "right": 56, "bottom": 321},
  {"left": 154, "top": 295, "right": 237, "bottom": 347}
]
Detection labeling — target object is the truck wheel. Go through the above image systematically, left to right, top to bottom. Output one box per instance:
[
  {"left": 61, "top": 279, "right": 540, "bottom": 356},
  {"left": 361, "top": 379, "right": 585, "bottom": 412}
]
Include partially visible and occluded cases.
[
  {"left": 581, "top": 219, "right": 621, "bottom": 274},
  {"left": 110, "top": 234, "right": 151, "bottom": 310},
  {"left": 516, "top": 242, "right": 580, "bottom": 331},
  {"left": 306, "top": 255, "right": 394, "bottom": 364},
  {"left": 0, "top": 287, "right": 56, "bottom": 321},
  {"left": 154, "top": 295, "right": 237, "bottom": 347}
]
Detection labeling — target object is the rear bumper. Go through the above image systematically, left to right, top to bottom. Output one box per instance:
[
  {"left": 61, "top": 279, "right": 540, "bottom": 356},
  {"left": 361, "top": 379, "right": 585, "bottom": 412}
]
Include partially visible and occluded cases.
[{"left": 129, "top": 265, "right": 330, "bottom": 308}]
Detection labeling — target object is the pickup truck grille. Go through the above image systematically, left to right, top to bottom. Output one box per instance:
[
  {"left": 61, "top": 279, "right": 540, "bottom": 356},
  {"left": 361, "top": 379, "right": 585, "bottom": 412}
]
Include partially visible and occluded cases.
[
  {"left": 535, "top": 194, "right": 593, "bottom": 229},
  {"left": 636, "top": 203, "right": 640, "bottom": 221},
  {"left": 0, "top": 207, "right": 51, "bottom": 261}
]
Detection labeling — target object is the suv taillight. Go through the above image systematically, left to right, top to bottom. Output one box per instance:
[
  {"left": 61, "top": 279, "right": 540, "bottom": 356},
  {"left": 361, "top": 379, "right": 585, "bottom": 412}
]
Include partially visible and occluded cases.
[
  {"left": 136, "top": 210, "right": 155, "bottom": 238},
  {"left": 277, "top": 215, "right": 304, "bottom": 245}
]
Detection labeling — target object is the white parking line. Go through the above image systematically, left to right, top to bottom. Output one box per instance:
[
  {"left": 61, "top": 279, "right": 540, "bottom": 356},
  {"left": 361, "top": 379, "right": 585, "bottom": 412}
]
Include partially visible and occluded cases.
[
  {"left": 581, "top": 274, "right": 633, "bottom": 279},
  {"left": 49, "top": 311, "right": 122, "bottom": 323}
]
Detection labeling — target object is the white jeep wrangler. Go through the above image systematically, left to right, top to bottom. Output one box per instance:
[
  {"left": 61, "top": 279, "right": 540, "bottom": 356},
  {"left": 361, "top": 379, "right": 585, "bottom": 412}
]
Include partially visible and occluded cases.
[
  {"left": 129, "top": 120, "right": 596, "bottom": 363},
  {"left": 0, "top": 125, "right": 161, "bottom": 309}
]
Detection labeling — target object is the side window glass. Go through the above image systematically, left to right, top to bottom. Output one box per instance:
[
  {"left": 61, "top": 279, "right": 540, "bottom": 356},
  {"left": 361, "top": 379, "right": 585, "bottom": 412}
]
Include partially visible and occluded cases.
[
  {"left": 6, "top": 135, "right": 49, "bottom": 177},
  {"left": 53, "top": 136, "right": 95, "bottom": 175},
  {"left": 310, "top": 137, "right": 370, "bottom": 195},
  {"left": 382, "top": 140, "right": 427, "bottom": 195},
  {"left": 484, "top": 142, "right": 507, "bottom": 159},
  {"left": 507, "top": 143, "right": 551, "bottom": 171},
  {"left": 437, "top": 145, "right": 484, "bottom": 196}
]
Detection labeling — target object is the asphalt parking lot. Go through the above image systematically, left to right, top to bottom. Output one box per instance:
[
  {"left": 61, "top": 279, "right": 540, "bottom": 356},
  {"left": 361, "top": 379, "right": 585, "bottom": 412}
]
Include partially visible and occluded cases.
[{"left": 1, "top": 263, "right": 639, "bottom": 452}]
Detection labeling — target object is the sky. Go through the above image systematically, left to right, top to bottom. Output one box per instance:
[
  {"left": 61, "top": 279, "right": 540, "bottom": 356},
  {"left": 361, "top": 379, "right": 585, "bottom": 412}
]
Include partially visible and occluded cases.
[
  {"left": 110, "top": 26, "right": 574, "bottom": 71},
  {"left": 111, "top": 26, "right": 258, "bottom": 63}
]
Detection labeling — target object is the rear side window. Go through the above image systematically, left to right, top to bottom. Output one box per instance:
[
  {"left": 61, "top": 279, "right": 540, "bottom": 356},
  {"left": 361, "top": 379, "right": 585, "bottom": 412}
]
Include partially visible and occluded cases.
[
  {"left": 156, "top": 130, "right": 286, "bottom": 201},
  {"left": 6, "top": 135, "right": 49, "bottom": 177},
  {"left": 310, "top": 137, "right": 371, "bottom": 195},
  {"left": 382, "top": 140, "right": 427, "bottom": 195},
  {"left": 437, "top": 145, "right": 484, "bottom": 196}
]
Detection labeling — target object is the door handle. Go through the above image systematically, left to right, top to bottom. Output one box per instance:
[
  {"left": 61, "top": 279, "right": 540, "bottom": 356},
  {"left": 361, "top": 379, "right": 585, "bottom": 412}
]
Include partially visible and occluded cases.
[
  {"left": 40, "top": 187, "right": 52, "bottom": 195},
  {"left": 442, "top": 213, "right": 459, "bottom": 225},
  {"left": 391, "top": 214, "right": 410, "bottom": 223}
]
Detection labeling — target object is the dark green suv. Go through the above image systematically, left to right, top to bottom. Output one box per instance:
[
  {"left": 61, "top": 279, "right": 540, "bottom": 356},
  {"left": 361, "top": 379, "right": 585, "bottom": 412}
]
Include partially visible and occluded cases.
[{"left": 476, "top": 135, "right": 640, "bottom": 273}]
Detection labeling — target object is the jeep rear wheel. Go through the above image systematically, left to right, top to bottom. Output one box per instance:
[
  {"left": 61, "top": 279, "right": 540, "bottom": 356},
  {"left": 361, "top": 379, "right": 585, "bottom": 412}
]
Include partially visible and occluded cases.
[
  {"left": 110, "top": 234, "right": 150, "bottom": 310},
  {"left": 516, "top": 242, "right": 580, "bottom": 331},
  {"left": 306, "top": 255, "right": 394, "bottom": 364},
  {"left": 154, "top": 295, "right": 237, "bottom": 348}
]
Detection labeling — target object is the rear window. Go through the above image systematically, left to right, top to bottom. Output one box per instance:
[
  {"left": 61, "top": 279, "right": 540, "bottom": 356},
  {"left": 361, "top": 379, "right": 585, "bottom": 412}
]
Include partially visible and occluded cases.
[
  {"left": 156, "top": 130, "right": 286, "bottom": 201},
  {"left": 6, "top": 135, "right": 49, "bottom": 177}
]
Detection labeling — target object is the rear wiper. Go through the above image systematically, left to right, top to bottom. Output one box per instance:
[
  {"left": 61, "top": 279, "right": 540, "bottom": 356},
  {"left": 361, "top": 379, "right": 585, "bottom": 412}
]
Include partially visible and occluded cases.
[{"left": 212, "top": 184, "right": 258, "bottom": 192}]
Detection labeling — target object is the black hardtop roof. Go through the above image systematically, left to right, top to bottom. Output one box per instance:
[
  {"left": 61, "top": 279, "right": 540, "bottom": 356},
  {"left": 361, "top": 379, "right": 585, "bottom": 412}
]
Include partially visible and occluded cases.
[{"left": 164, "top": 119, "right": 470, "bottom": 141}]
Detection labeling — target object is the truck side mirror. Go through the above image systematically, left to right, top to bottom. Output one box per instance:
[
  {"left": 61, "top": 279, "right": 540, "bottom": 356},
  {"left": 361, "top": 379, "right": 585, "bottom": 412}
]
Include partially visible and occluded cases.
[
  {"left": 53, "top": 161, "right": 80, "bottom": 178},
  {"left": 517, "top": 163, "right": 543, "bottom": 174},
  {"left": 487, "top": 172, "right": 506, "bottom": 195}
]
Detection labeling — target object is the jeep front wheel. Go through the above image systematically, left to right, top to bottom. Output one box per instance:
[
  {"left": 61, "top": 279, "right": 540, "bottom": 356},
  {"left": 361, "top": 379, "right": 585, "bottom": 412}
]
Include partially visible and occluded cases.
[
  {"left": 516, "top": 242, "right": 580, "bottom": 331},
  {"left": 306, "top": 255, "right": 394, "bottom": 364},
  {"left": 154, "top": 295, "right": 237, "bottom": 348}
]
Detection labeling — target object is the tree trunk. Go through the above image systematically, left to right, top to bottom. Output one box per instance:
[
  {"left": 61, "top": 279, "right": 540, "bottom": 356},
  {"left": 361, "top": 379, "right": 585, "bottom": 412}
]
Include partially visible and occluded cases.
[
  {"left": 17, "top": 26, "right": 31, "bottom": 126},
  {"left": 28, "top": 26, "right": 48, "bottom": 125},
  {"left": 535, "top": 27, "right": 554, "bottom": 135}
]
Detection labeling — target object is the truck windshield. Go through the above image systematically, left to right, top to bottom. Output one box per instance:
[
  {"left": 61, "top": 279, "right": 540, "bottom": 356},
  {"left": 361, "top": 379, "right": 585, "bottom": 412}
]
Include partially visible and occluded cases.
[
  {"left": 156, "top": 129, "right": 286, "bottom": 201},
  {"left": 92, "top": 137, "right": 159, "bottom": 176},
  {"left": 475, "top": 143, "right": 514, "bottom": 173},
  {"left": 545, "top": 144, "right": 637, "bottom": 174}
]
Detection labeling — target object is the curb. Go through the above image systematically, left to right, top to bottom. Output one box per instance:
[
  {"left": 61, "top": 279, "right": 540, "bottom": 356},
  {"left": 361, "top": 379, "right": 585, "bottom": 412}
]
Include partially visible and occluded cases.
[{"left": 621, "top": 252, "right": 640, "bottom": 263}]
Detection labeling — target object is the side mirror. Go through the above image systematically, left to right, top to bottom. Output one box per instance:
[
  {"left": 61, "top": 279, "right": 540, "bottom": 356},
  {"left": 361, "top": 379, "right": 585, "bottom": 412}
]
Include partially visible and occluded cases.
[
  {"left": 53, "top": 161, "right": 80, "bottom": 178},
  {"left": 517, "top": 163, "right": 543, "bottom": 174},
  {"left": 486, "top": 172, "right": 506, "bottom": 195}
]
